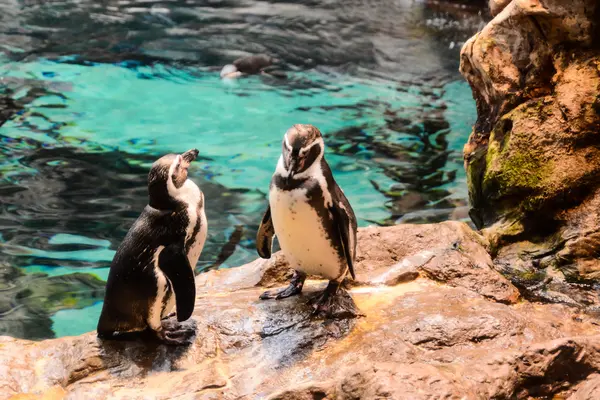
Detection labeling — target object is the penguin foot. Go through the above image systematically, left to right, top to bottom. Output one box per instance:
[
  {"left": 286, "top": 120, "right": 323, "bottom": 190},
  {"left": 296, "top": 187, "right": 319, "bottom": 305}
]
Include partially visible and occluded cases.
[
  {"left": 259, "top": 271, "right": 307, "bottom": 300},
  {"left": 309, "top": 281, "right": 361, "bottom": 319},
  {"left": 156, "top": 320, "right": 196, "bottom": 345},
  {"left": 156, "top": 329, "right": 193, "bottom": 346}
]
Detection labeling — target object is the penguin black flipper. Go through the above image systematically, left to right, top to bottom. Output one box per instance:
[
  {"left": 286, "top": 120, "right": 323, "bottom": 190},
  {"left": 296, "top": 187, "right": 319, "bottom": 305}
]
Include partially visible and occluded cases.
[
  {"left": 330, "top": 201, "right": 356, "bottom": 280},
  {"left": 256, "top": 205, "right": 275, "bottom": 259},
  {"left": 158, "top": 243, "right": 196, "bottom": 322}
]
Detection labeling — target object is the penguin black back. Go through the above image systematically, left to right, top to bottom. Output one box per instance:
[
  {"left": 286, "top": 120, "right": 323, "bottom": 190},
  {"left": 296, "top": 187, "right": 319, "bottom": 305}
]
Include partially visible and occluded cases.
[{"left": 97, "top": 148, "right": 207, "bottom": 345}]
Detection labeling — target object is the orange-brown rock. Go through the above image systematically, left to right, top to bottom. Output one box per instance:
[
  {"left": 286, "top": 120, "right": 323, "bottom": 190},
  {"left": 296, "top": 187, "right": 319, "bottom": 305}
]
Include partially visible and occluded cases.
[
  {"left": 460, "top": 0, "right": 600, "bottom": 307},
  {"left": 1, "top": 223, "right": 599, "bottom": 399}
]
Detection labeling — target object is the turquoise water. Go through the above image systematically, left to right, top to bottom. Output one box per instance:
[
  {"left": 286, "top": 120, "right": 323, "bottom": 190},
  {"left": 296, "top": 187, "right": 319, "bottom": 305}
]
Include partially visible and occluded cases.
[{"left": 0, "top": 0, "right": 480, "bottom": 339}]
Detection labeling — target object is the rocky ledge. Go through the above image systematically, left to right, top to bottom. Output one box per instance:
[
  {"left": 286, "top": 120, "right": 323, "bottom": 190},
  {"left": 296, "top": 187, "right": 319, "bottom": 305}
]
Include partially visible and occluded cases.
[
  {"left": 460, "top": 0, "right": 600, "bottom": 308},
  {"left": 1, "top": 222, "right": 599, "bottom": 399}
]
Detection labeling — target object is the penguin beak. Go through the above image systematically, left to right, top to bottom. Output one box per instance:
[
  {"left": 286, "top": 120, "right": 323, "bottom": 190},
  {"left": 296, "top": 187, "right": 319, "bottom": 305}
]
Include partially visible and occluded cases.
[
  {"left": 180, "top": 149, "right": 199, "bottom": 169},
  {"left": 286, "top": 155, "right": 298, "bottom": 183},
  {"left": 286, "top": 158, "right": 298, "bottom": 183}
]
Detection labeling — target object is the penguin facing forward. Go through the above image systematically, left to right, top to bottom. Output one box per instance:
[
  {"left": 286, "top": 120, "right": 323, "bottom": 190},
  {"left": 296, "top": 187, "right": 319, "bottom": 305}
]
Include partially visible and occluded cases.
[
  {"left": 256, "top": 124, "right": 359, "bottom": 317},
  {"left": 97, "top": 149, "right": 207, "bottom": 345}
]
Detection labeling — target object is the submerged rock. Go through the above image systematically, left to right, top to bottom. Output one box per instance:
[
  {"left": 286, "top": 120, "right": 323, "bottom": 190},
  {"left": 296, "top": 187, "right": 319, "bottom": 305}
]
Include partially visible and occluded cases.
[
  {"left": 460, "top": 0, "right": 600, "bottom": 307},
  {"left": 1, "top": 223, "right": 599, "bottom": 399},
  {"left": 0, "top": 263, "right": 104, "bottom": 340}
]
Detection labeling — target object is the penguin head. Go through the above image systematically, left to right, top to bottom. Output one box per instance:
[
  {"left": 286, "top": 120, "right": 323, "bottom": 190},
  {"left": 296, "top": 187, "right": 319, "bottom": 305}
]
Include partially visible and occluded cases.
[
  {"left": 220, "top": 64, "right": 242, "bottom": 79},
  {"left": 281, "top": 124, "right": 325, "bottom": 180},
  {"left": 147, "top": 148, "right": 199, "bottom": 210}
]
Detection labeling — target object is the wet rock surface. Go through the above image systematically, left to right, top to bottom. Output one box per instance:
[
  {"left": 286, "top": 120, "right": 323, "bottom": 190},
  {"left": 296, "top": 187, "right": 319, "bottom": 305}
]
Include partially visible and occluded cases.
[
  {"left": 459, "top": 0, "right": 600, "bottom": 308},
  {"left": 1, "top": 223, "right": 599, "bottom": 399}
]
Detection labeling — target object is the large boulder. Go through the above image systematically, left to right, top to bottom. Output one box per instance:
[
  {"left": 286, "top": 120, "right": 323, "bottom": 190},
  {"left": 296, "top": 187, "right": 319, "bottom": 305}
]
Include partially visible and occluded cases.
[
  {"left": 459, "top": 0, "right": 600, "bottom": 307},
  {"left": 1, "top": 223, "right": 599, "bottom": 399}
]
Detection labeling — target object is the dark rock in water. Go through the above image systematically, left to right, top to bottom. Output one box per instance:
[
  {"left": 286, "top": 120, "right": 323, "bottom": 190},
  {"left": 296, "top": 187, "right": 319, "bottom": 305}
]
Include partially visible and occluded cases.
[
  {"left": 460, "top": 0, "right": 600, "bottom": 309},
  {"left": 327, "top": 94, "right": 463, "bottom": 226},
  {"left": 0, "top": 96, "right": 23, "bottom": 127},
  {"left": 395, "top": 205, "right": 470, "bottom": 224},
  {"left": 3, "top": 223, "right": 599, "bottom": 399},
  {"left": 0, "top": 263, "right": 104, "bottom": 339}
]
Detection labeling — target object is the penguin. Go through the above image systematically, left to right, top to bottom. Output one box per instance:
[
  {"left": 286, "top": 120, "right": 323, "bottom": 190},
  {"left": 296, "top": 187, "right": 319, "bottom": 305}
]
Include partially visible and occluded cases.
[
  {"left": 220, "top": 54, "right": 286, "bottom": 79},
  {"left": 256, "top": 124, "right": 359, "bottom": 317},
  {"left": 97, "top": 148, "right": 208, "bottom": 345}
]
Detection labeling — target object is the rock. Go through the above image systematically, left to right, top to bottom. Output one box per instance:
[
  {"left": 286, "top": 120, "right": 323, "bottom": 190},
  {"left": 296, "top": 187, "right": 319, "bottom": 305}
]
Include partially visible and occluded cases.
[
  {"left": 459, "top": 0, "right": 600, "bottom": 306},
  {"left": 488, "top": 0, "right": 510, "bottom": 16},
  {"left": 199, "top": 221, "right": 518, "bottom": 304},
  {"left": 355, "top": 221, "right": 520, "bottom": 304},
  {"left": 2, "top": 223, "right": 599, "bottom": 399},
  {"left": 464, "top": 335, "right": 600, "bottom": 398},
  {"left": 568, "top": 373, "right": 600, "bottom": 399}
]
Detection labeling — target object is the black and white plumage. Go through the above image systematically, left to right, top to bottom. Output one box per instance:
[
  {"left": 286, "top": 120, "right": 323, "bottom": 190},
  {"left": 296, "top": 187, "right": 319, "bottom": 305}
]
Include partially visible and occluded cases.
[
  {"left": 220, "top": 54, "right": 286, "bottom": 79},
  {"left": 256, "top": 124, "right": 359, "bottom": 316},
  {"left": 97, "top": 149, "right": 207, "bottom": 345}
]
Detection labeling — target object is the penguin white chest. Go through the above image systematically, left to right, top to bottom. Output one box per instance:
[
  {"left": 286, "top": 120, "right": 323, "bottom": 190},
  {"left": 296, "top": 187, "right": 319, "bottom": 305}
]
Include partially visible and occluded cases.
[
  {"left": 173, "top": 180, "right": 207, "bottom": 270},
  {"left": 270, "top": 187, "right": 343, "bottom": 280},
  {"left": 187, "top": 206, "right": 208, "bottom": 268}
]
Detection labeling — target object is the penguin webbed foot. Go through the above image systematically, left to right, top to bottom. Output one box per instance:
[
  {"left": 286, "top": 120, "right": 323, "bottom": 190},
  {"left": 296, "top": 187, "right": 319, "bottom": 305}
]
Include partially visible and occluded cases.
[
  {"left": 259, "top": 271, "right": 307, "bottom": 300},
  {"left": 309, "top": 281, "right": 362, "bottom": 319},
  {"left": 259, "top": 284, "right": 301, "bottom": 300},
  {"left": 156, "top": 319, "right": 196, "bottom": 346}
]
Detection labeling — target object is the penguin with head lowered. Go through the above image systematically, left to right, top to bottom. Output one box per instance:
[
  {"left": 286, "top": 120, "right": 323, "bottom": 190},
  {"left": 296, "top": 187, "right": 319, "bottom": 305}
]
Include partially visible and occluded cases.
[
  {"left": 220, "top": 54, "right": 286, "bottom": 79},
  {"left": 256, "top": 124, "right": 359, "bottom": 317},
  {"left": 97, "top": 149, "right": 207, "bottom": 345}
]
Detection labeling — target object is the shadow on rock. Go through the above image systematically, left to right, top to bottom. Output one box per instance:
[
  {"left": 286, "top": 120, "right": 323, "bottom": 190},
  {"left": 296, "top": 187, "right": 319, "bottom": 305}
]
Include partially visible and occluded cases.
[
  {"left": 256, "top": 284, "right": 358, "bottom": 369},
  {"left": 96, "top": 319, "right": 198, "bottom": 377}
]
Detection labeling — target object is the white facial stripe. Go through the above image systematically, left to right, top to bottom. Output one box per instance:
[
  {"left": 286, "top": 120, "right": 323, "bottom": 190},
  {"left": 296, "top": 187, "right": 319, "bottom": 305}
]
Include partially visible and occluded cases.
[
  {"left": 284, "top": 134, "right": 291, "bottom": 149},
  {"left": 279, "top": 137, "right": 324, "bottom": 174},
  {"left": 299, "top": 137, "right": 324, "bottom": 155},
  {"left": 294, "top": 139, "right": 324, "bottom": 175},
  {"left": 165, "top": 154, "right": 202, "bottom": 243},
  {"left": 166, "top": 155, "right": 181, "bottom": 197}
]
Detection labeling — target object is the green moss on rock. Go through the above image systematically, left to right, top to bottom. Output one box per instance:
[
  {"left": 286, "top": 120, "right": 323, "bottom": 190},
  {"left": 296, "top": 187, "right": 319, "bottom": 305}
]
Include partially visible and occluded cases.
[
  {"left": 482, "top": 106, "right": 554, "bottom": 215},
  {"left": 496, "top": 153, "right": 551, "bottom": 191}
]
